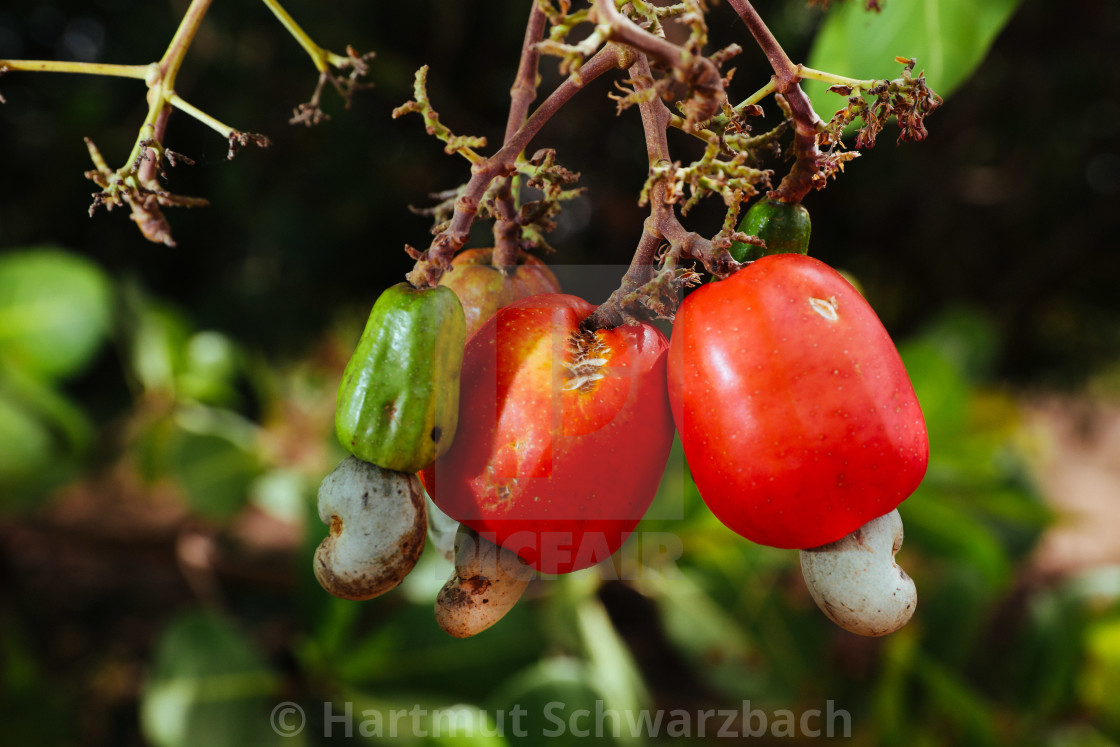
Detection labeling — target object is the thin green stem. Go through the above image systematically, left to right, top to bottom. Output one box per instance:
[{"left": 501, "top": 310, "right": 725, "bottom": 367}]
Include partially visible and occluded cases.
[
  {"left": 109, "top": 0, "right": 214, "bottom": 178},
  {"left": 114, "top": 0, "right": 207, "bottom": 187},
  {"left": 158, "top": 0, "right": 213, "bottom": 90},
  {"left": 260, "top": 0, "right": 348, "bottom": 72},
  {"left": 0, "top": 59, "right": 152, "bottom": 79},
  {"left": 797, "top": 65, "right": 876, "bottom": 89},
  {"left": 737, "top": 79, "right": 777, "bottom": 110},
  {"left": 167, "top": 93, "right": 237, "bottom": 137}
]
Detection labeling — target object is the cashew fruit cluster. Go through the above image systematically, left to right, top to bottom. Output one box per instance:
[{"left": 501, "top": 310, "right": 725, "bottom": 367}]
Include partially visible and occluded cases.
[
  {"left": 315, "top": 217, "right": 930, "bottom": 639},
  {"left": 313, "top": 249, "right": 562, "bottom": 617}
]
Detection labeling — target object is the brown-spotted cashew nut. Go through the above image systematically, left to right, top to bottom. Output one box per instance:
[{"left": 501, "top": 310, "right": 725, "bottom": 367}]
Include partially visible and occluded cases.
[
  {"left": 314, "top": 456, "right": 427, "bottom": 600},
  {"left": 798, "top": 509, "right": 916, "bottom": 637},
  {"left": 434, "top": 526, "right": 534, "bottom": 638}
]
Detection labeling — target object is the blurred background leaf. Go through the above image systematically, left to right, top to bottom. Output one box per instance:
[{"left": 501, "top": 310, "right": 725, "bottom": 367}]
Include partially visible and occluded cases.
[
  {"left": 0, "top": 247, "right": 113, "bottom": 380},
  {"left": 139, "top": 611, "right": 284, "bottom": 747}
]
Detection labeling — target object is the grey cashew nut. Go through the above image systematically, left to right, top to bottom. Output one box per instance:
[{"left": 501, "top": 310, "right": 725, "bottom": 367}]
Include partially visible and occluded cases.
[
  {"left": 314, "top": 456, "right": 427, "bottom": 600},
  {"left": 798, "top": 509, "right": 916, "bottom": 637},
  {"left": 435, "top": 526, "right": 534, "bottom": 638}
]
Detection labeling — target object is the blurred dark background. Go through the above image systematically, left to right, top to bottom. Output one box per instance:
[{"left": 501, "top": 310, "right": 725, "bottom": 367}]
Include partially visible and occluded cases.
[{"left": 2, "top": 1, "right": 1120, "bottom": 745}]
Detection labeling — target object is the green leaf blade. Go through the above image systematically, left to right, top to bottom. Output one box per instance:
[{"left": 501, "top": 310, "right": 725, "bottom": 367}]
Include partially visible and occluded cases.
[
  {"left": 805, "top": 0, "right": 1023, "bottom": 121},
  {"left": 0, "top": 247, "right": 113, "bottom": 380}
]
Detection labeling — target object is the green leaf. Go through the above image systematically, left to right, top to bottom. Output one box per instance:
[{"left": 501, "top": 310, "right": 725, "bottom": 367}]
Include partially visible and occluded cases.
[
  {"left": 805, "top": 0, "right": 1023, "bottom": 118},
  {"left": 0, "top": 248, "right": 113, "bottom": 380},
  {"left": 126, "top": 296, "right": 192, "bottom": 394},
  {"left": 915, "top": 306, "right": 1001, "bottom": 382},
  {"left": 177, "top": 330, "right": 243, "bottom": 406},
  {"left": 898, "top": 340, "right": 970, "bottom": 445},
  {"left": 0, "top": 366, "right": 93, "bottom": 504},
  {"left": 0, "top": 390, "right": 54, "bottom": 488},
  {"left": 168, "top": 408, "right": 263, "bottom": 521},
  {"left": 170, "top": 430, "right": 261, "bottom": 521},
  {"left": 903, "top": 489, "right": 1012, "bottom": 592},
  {"left": 643, "top": 567, "right": 768, "bottom": 697},
  {"left": 1008, "top": 586, "right": 1090, "bottom": 718},
  {"left": 574, "top": 595, "right": 650, "bottom": 737},
  {"left": 318, "top": 598, "right": 545, "bottom": 700},
  {"left": 140, "top": 611, "right": 283, "bottom": 747},
  {"left": 1080, "top": 615, "right": 1120, "bottom": 733},
  {"left": 872, "top": 628, "right": 918, "bottom": 745},
  {"left": 911, "top": 649, "right": 1001, "bottom": 744},
  {"left": 489, "top": 658, "right": 602, "bottom": 746},
  {"left": 330, "top": 689, "right": 510, "bottom": 746}
]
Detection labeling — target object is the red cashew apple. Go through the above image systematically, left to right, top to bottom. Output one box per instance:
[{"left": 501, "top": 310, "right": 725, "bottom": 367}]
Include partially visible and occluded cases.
[
  {"left": 667, "top": 253, "right": 928, "bottom": 550},
  {"left": 423, "top": 293, "right": 675, "bottom": 574}
]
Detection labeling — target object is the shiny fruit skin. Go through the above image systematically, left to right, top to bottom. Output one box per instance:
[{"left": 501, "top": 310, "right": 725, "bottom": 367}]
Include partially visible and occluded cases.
[
  {"left": 729, "top": 198, "right": 811, "bottom": 263},
  {"left": 439, "top": 248, "right": 561, "bottom": 339},
  {"left": 667, "top": 254, "right": 927, "bottom": 549},
  {"left": 335, "top": 283, "right": 466, "bottom": 473},
  {"left": 423, "top": 293, "right": 675, "bottom": 574}
]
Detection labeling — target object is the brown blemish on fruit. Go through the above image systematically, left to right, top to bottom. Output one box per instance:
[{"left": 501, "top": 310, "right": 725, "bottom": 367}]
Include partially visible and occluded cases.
[{"left": 562, "top": 330, "right": 611, "bottom": 393}]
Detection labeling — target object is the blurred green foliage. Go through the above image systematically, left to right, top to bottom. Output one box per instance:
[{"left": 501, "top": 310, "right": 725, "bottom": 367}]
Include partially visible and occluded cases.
[
  {"left": 2, "top": 1, "right": 1120, "bottom": 746},
  {"left": 0, "top": 249, "right": 108, "bottom": 501}
]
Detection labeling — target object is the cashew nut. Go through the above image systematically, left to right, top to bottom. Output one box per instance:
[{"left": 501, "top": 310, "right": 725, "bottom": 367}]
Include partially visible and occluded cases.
[
  {"left": 314, "top": 456, "right": 428, "bottom": 600},
  {"left": 798, "top": 509, "right": 916, "bottom": 636},
  {"left": 434, "top": 526, "right": 534, "bottom": 638}
]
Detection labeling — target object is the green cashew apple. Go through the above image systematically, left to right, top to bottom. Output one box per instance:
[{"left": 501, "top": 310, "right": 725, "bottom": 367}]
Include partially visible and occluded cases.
[
  {"left": 729, "top": 198, "right": 811, "bottom": 263},
  {"left": 335, "top": 283, "right": 466, "bottom": 473}
]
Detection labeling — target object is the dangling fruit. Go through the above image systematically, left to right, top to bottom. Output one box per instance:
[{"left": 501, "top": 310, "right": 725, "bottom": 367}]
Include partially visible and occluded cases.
[
  {"left": 729, "top": 198, "right": 811, "bottom": 263},
  {"left": 438, "top": 248, "right": 561, "bottom": 339},
  {"left": 667, "top": 253, "right": 927, "bottom": 549},
  {"left": 335, "top": 283, "right": 466, "bottom": 473},
  {"left": 423, "top": 293, "right": 675, "bottom": 575}
]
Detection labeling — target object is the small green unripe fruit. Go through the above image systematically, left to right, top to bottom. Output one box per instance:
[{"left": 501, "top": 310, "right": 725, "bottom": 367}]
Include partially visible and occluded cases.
[
  {"left": 729, "top": 198, "right": 811, "bottom": 263},
  {"left": 335, "top": 283, "right": 466, "bottom": 473}
]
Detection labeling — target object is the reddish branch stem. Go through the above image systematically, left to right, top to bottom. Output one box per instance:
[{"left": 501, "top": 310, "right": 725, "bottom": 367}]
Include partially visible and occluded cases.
[
  {"left": 592, "top": 0, "right": 723, "bottom": 128},
  {"left": 726, "top": 0, "right": 822, "bottom": 203},
  {"left": 492, "top": 3, "right": 549, "bottom": 268},
  {"left": 504, "top": 5, "right": 547, "bottom": 144},
  {"left": 408, "top": 43, "right": 629, "bottom": 288},
  {"left": 584, "top": 56, "right": 734, "bottom": 330},
  {"left": 137, "top": 104, "right": 172, "bottom": 185}
]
